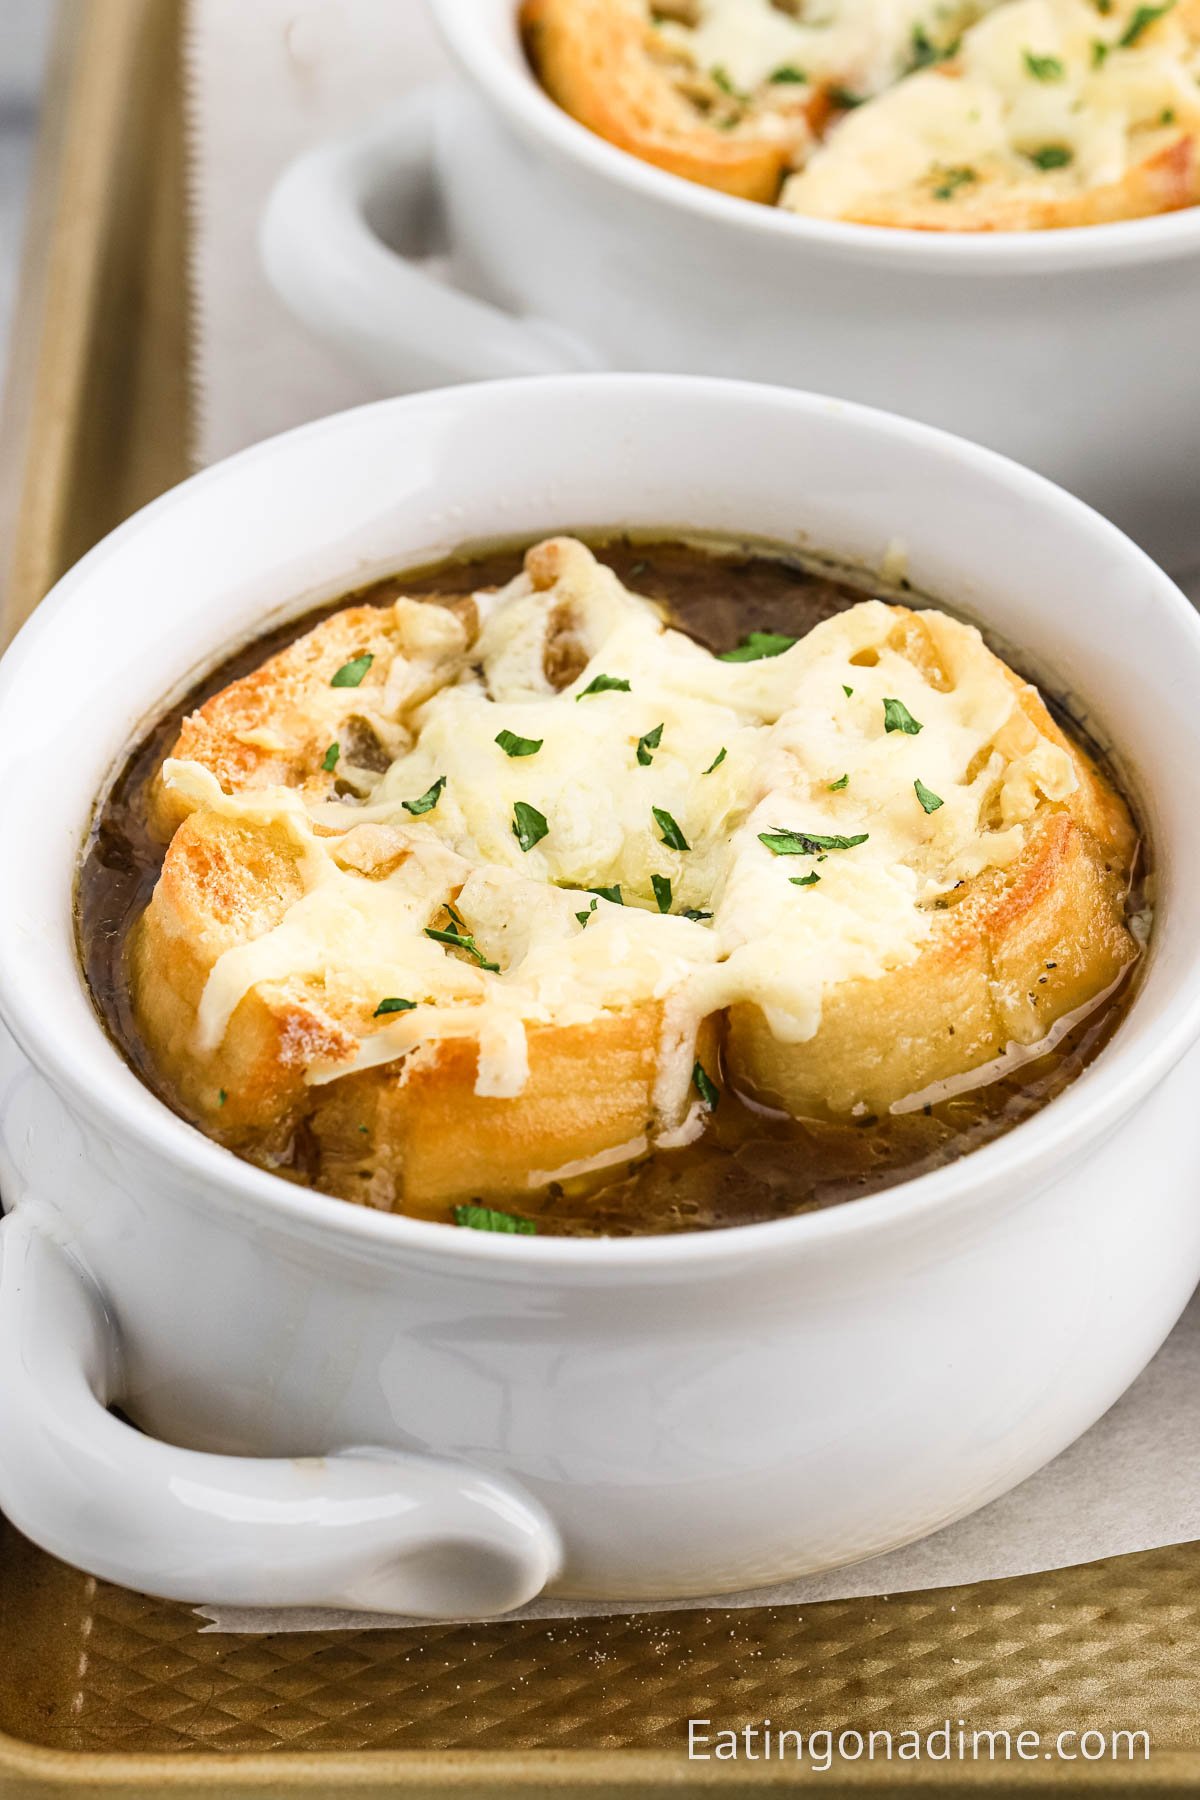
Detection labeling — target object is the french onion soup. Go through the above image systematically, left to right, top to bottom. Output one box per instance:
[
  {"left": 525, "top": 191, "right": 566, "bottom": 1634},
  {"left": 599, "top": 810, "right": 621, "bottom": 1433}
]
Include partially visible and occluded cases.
[
  {"left": 521, "top": 0, "right": 1200, "bottom": 229},
  {"left": 78, "top": 536, "right": 1145, "bottom": 1237}
]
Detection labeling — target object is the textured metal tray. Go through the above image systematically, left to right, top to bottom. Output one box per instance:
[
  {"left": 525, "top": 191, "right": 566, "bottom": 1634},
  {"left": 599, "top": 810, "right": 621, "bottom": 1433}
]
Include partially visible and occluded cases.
[{"left": 1, "top": 1, "right": 1199, "bottom": 1792}]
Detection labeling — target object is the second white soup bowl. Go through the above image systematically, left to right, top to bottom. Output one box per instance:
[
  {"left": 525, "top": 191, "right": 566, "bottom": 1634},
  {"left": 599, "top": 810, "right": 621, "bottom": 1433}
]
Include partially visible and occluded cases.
[{"left": 260, "top": 0, "right": 1200, "bottom": 570}]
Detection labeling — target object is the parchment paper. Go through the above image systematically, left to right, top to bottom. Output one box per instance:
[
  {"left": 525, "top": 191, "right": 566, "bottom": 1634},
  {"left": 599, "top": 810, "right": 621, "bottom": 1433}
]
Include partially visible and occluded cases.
[{"left": 188, "top": 0, "right": 1200, "bottom": 1632}]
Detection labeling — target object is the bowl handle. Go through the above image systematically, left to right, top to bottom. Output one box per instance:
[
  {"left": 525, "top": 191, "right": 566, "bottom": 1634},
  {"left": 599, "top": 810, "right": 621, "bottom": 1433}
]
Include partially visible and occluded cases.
[
  {"left": 260, "top": 87, "right": 602, "bottom": 390},
  {"left": 0, "top": 1207, "right": 561, "bottom": 1617}
]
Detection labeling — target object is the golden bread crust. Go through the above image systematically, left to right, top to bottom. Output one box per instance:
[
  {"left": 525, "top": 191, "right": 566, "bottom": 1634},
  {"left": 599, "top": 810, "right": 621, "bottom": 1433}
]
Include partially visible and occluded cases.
[{"left": 520, "top": 0, "right": 809, "bottom": 201}]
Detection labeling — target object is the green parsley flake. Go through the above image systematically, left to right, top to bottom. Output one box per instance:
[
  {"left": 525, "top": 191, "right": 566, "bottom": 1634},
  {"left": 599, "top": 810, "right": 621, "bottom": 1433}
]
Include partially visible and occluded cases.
[
  {"left": 1119, "top": 0, "right": 1173, "bottom": 44},
  {"left": 910, "top": 23, "right": 942, "bottom": 66},
  {"left": 1091, "top": 36, "right": 1110, "bottom": 62},
  {"left": 1023, "top": 48, "right": 1066, "bottom": 77},
  {"left": 770, "top": 63, "right": 808, "bottom": 82},
  {"left": 829, "top": 85, "right": 864, "bottom": 108},
  {"left": 1028, "top": 143, "right": 1073, "bottom": 169},
  {"left": 932, "top": 164, "right": 978, "bottom": 199},
  {"left": 718, "top": 631, "right": 797, "bottom": 663},
  {"left": 330, "top": 652, "right": 373, "bottom": 688},
  {"left": 577, "top": 673, "right": 631, "bottom": 700},
  {"left": 842, "top": 684, "right": 854, "bottom": 697},
  {"left": 883, "top": 697, "right": 923, "bottom": 735},
  {"left": 637, "top": 723, "right": 664, "bottom": 767},
  {"left": 495, "top": 729, "right": 543, "bottom": 758},
  {"left": 321, "top": 742, "right": 340, "bottom": 772},
  {"left": 703, "top": 747, "right": 727, "bottom": 774},
  {"left": 828, "top": 773, "right": 850, "bottom": 791},
  {"left": 403, "top": 775, "right": 446, "bottom": 815},
  {"left": 914, "top": 778, "right": 945, "bottom": 814},
  {"left": 512, "top": 801, "right": 550, "bottom": 852},
  {"left": 653, "top": 807, "right": 690, "bottom": 851},
  {"left": 759, "top": 828, "right": 869, "bottom": 855},
  {"left": 791, "top": 872, "right": 821, "bottom": 888},
  {"left": 651, "top": 873, "right": 673, "bottom": 913},
  {"left": 591, "top": 884, "right": 623, "bottom": 904},
  {"left": 576, "top": 898, "right": 598, "bottom": 928},
  {"left": 682, "top": 907, "right": 713, "bottom": 921},
  {"left": 424, "top": 920, "right": 500, "bottom": 972},
  {"left": 374, "top": 997, "right": 417, "bottom": 1017},
  {"left": 692, "top": 1061, "right": 720, "bottom": 1110},
  {"left": 218, "top": 1088, "right": 227, "bottom": 1106},
  {"left": 453, "top": 1203, "right": 537, "bottom": 1235}
]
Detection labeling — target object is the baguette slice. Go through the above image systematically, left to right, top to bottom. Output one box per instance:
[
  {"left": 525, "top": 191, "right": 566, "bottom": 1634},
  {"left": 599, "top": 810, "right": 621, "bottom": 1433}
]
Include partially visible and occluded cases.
[
  {"left": 520, "top": 0, "right": 812, "bottom": 201},
  {"left": 724, "top": 652, "right": 1138, "bottom": 1115}
]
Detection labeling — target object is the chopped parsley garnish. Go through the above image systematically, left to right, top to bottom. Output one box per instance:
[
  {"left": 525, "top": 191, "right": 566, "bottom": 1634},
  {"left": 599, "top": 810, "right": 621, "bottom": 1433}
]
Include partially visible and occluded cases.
[
  {"left": 1094, "top": 0, "right": 1113, "bottom": 12},
  {"left": 1119, "top": 0, "right": 1173, "bottom": 43},
  {"left": 910, "top": 23, "right": 941, "bottom": 66},
  {"left": 1091, "top": 37, "right": 1110, "bottom": 62},
  {"left": 1023, "top": 48, "right": 1066, "bottom": 78},
  {"left": 770, "top": 62, "right": 808, "bottom": 82},
  {"left": 711, "top": 63, "right": 739, "bottom": 95},
  {"left": 829, "top": 85, "right": 865, "bottom": 108},
  {"left": 1160, "top": 105, "right": 1177, "bottom": 122},
  {"left": 1028, "top": 143, "right": 1073, "bottom": 168},
  {"left": 932, "top": 164, "right": 978, "bottom": 199},
  {"left": 718, "top": 631, "right": 797, "bottom": 662},
  {"left": 330, "top": 652, "right": 373, "bottom": 688},
  {"left": 577, "top": 673, "right": 631, "bottom": 700},
  {"left": 842, "top": 684, "right": 854, "bottom": 697},
  {"left": 882, "top": 696, "right": 923, "bottom": 735},
  {"left": 637, "top": 723, "right": 664, "bottom": 767},
  {"left": 495, "top": 729, "right": 543, "bottom": 758},
  {"left": 321, "top": 742, "right": 340, "bottom": 772},
  {"left": 703, "top": 747, "right": 727, "bottom": 774},
  {"left": 828, "top": 773, "right": 850, "bottom": 791},
  {"left": 403, "top": 775, "right": 446, "bottom": 815},
  {"left": 914, "top": 778, "right": 945, "bottom": 814},
  {"left": 512, "top": 800, "right": 550, "bottom": 852},
  {"left": 653, "top": 807, "right": 690, "bottom": 851},
  {"left": 759, "top": 828, "right": 869, "bottom": 855},
  {"left": 791, "top": 872, "right": 821, "bottom": 888},
  {"left": 652, "top": 873, "right": 673, "bottom": 913},
  {"left": 591, "top": 884, "right": 623, "bottom": 904},
  {"left": 576, "top": 898, "right": 598, "bottom": 928},
  {"left": 682, "top": 908, "right": 713, "bottom": 921},
  {"left": 424, "top": 919, "right": 500, "bottom": 972},
  {"left": 374, "top": 997, "right": 417, "bottom": 1017},
  {"left": 692, "top": 1061, "right": 720, "bottom": 1110},
  {"left": 218, "top": 1088, "right": 227, "bottom": 1106},
  {"left": 453, "top": 1203, "right": 537, "bottom": 1235}
]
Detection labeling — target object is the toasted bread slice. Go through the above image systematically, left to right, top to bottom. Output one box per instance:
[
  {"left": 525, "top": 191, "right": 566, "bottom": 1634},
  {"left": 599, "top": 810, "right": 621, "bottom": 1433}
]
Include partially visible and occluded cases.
[
  {"left": 520, "top": 0, "right": 813, "bottom": 201},
  {"left": 781, "top": 0, "right": 1200, "bottom": 229},
  {"left": 150, "top": 595, "right": 476, "bottom": 837}
]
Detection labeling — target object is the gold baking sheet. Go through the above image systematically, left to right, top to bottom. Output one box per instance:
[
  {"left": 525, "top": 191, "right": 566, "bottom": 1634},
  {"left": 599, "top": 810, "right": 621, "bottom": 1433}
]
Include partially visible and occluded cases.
[{"left": 2, "top": 1, "right": 1200, "bottom": 1792}]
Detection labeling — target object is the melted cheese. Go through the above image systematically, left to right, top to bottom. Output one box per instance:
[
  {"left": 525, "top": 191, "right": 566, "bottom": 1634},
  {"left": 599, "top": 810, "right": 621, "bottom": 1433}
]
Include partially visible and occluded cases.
[
  {"left": 655, "top": 0, "right": 994, "bottom": 105},
  {"left": 781, "top": 0, "right": 1200, "bottom": 220},
  {"left": 164, "top": 539, "right": 1079, "bottom": 1126}
]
